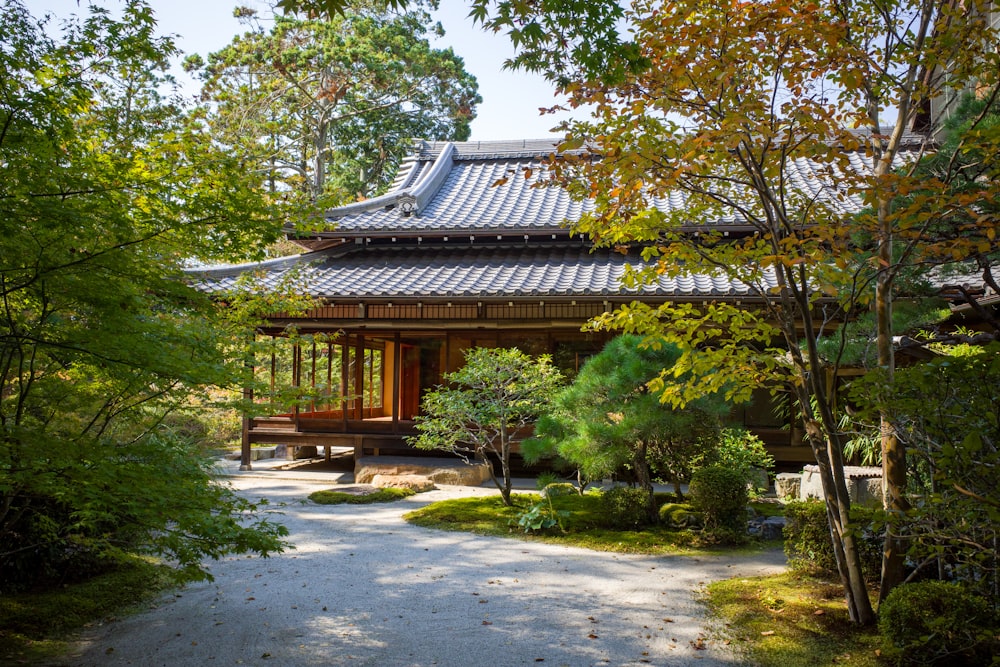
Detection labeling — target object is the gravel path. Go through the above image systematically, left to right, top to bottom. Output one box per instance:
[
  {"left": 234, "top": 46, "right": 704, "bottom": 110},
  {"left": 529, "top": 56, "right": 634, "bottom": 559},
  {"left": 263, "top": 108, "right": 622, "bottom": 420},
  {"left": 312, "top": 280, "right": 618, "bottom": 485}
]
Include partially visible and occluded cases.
[{"left": 62, "top": 470, "right": 785, "bottom": 667}]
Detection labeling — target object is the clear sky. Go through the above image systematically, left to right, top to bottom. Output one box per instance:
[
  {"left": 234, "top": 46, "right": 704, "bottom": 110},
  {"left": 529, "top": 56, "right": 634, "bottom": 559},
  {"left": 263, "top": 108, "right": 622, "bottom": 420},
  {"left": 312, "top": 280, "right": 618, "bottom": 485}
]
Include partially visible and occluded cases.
[{"left": 22, "top": 0, "right": 584, "bottom": 141}]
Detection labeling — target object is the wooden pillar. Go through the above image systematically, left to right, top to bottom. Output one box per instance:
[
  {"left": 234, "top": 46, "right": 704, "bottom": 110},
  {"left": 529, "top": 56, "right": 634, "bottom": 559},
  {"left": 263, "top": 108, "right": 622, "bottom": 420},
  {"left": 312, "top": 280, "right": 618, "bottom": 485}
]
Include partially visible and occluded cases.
[
  {"left": 392, "top": 332, "right": 401, "bottom": 433},
  {"left": 240, "top": 334, "right": 255, "bottom": 471},
  {"left": 354, "top": 335, "right": 364, "bottom": 420},
  {"left": 340, "top": 336, "right": 349, "bottom": 432},
  {"left": 289, "top": 341, "right": 301, "bottom": 460}
]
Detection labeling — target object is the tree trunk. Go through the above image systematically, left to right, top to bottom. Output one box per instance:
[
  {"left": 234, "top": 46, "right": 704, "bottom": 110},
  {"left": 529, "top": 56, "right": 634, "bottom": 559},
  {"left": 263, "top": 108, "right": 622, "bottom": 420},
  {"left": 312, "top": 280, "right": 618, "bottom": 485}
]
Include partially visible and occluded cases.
[
  {"left": 876, "top": 204, "right": 910, "bottom": 602},
  {"left": 498, "top": 424, "right": 513, "bottom": 506},
  {"left": 804, "top": 424, "right": 877, "bottom": 624},
  {"left": 633, "top": 441, "right": 658, "bottom": 524}
]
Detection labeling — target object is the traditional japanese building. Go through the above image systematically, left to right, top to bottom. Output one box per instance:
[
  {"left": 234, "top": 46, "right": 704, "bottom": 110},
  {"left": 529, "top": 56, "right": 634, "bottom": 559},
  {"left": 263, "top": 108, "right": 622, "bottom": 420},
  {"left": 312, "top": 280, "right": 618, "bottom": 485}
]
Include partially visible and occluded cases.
[{"left": 192, "top": 138, "right": 940, "bottom": 471}]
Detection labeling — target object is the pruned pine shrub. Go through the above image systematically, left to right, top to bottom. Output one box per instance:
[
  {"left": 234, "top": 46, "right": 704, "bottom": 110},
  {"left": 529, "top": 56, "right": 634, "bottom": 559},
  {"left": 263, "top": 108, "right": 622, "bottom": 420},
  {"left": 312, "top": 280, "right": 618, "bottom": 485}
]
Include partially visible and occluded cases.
[
  {"left": 688, "top": 465, "right": 748, "bottom": 535},
  {"left": 600, "top": 486, "right": 654, "bottom": 529},
  {"left": 878, "top": 580, "right": 997, "bottom": 666}
]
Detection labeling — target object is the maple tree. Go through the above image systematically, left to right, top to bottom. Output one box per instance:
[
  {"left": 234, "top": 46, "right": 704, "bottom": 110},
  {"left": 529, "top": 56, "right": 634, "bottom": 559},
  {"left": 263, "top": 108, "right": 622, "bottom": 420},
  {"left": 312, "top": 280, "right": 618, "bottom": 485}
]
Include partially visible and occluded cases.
[
  {"left": 1, "top": 0, "right": 292, "bottom": 589},
  {"left": 457, "top": 0, "right": 1000, "bottom": 625},
  {"left": 410, "top": 347, "right": 564, "bottom": 506}
]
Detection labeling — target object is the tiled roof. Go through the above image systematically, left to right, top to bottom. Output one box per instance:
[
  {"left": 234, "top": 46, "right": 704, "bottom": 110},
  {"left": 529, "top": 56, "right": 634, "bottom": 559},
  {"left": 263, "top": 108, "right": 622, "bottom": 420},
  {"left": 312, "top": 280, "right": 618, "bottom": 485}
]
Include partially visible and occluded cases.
[
  {"left": 313, "top": 138, "right": 924, "bottom": 238},
  {"left": 192, "top": 242, "right": 777, "bottom": 300}
]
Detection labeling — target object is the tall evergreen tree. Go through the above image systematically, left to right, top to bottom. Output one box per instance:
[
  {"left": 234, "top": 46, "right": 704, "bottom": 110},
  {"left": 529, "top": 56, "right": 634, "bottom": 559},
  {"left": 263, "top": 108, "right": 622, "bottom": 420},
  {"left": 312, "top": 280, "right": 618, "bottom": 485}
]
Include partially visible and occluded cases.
[{"left": 185, "top": 4, "right": 480, "bottom": 207}]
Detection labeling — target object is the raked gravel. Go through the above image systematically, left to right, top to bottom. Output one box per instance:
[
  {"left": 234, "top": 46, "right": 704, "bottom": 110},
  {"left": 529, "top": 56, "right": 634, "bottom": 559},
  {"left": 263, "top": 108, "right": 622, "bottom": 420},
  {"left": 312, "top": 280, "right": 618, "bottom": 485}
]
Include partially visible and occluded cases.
[{"left": 62, "top": 467, "right": 786, "bottom": 667}]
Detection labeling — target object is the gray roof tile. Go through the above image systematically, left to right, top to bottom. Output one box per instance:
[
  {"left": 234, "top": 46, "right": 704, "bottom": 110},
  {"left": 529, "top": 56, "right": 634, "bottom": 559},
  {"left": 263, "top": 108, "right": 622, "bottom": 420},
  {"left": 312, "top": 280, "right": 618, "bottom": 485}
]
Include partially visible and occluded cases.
[
  {"left": 316, "top": 139, "right": 923, "bottom": 237},
  {"left": 192, "top": 243, "right": 777, "bottom": 300}
]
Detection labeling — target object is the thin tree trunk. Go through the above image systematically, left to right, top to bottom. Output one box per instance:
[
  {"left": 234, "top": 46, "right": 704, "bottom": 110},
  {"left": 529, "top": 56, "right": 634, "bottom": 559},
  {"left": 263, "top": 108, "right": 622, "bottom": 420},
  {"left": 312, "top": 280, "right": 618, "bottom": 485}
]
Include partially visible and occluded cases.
[
  {"left": 876, "top": 187, "right": 910, "bottom": 603},
  {"left": 499, "top": 423, "right": 512, "bottom": 506},
  {"left": 809, "top": 428, "right": 876, "bottom": 624},
  {"left": 633, "top": 441, "right": 658, "bottom": 523}
]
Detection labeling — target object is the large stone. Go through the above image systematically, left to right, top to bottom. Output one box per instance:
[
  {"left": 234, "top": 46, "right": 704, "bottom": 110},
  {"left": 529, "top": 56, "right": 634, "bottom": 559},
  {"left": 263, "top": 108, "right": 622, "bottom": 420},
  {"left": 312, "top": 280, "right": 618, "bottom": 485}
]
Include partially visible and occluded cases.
[
  {"left": 294, "top": 445, "right": 318, "bottom": 459},
  {"left": 226, "top": 447, "right": 277, "bottom": 461},
  {"left": 354, "top": 456, "right": 492, "bottom": 487},
  {"left": 799, "top": 465, "right": 883, "bottom": 507},
  {"left": 775, "top": 472, "right": 802, "bottom": 500},
  {"left": 370, "top": 474, "right": 436, "bottom": 492},
  {"left": 761, "top": 516, "right": 787, "bottom": 540}
]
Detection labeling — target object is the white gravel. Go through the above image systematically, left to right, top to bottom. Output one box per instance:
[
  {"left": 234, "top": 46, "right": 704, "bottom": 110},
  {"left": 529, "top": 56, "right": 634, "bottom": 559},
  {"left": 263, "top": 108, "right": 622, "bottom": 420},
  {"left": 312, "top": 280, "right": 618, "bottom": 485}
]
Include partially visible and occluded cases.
[{"left": 62, "top": 465, "right": 786, "bottom": 667}]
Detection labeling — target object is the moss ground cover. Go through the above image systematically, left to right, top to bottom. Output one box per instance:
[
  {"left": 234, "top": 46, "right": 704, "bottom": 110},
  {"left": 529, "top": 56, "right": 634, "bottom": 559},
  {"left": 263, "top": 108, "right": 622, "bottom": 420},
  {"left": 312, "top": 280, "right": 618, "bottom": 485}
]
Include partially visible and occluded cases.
[
  {"left": 309, "top": 487, "right": 416, "bottom": 504},
  {"left": 402, "top": 492, "right": 749, "bottom": 555},
  {"left": 0, "top": 557, "right": 173, "bottom": 665},
  {"left": 704, "top": 572, "right": 881, "bottom": 667}
]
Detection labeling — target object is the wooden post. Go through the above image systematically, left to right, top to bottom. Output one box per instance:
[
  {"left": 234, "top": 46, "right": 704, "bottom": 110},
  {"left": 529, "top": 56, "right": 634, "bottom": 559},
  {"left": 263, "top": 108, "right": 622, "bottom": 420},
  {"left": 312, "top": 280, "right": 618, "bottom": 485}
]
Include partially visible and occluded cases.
[
  {"left": 392, "top": 332, "right": 401, "bottom": 432},
  {"left": 240, "top": 337, "right": 255, "bottom": 471}
]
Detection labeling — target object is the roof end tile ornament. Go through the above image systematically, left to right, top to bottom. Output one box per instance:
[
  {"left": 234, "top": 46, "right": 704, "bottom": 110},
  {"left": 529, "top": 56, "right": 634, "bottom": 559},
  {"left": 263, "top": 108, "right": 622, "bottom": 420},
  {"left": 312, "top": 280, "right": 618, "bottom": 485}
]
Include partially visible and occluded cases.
[
  {"left": 398, "top": 141, "right": 456, "bottom": 217},
  {"left": 322, "top": 142, "right": 456, "bottom": 222}
]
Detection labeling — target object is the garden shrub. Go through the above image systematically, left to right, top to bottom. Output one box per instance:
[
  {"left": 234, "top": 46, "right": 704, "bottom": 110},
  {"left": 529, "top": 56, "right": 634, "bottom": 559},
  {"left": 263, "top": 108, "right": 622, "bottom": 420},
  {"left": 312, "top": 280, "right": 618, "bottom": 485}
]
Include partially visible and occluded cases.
[
  {"left": 704, "top": 428, "right": 775, "bottom": 497},
  {"left": 688, "top": 465, "right": 748, "bottom": 534},
  {"left": 600, "top": 486, "right": 655, "bottom": 528},
  {"left": 513, "top": 493, "right": 570, "bottom": 533},
  {"left": 784, "top": 501, "right": 883, "bottom": 582},
  {"left": 658, "top": 502, "right": 703, "bottom": 529},
  {"left": 878, "top": 580, "right": 997, "bottom": 666}
]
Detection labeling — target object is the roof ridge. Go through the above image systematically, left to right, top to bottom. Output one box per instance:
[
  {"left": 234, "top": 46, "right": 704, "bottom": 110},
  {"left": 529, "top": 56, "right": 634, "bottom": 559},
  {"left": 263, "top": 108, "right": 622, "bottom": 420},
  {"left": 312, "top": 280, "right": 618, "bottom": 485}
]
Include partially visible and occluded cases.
[{"left": 323, "top": 143, "right": 456, "bottom": 221}]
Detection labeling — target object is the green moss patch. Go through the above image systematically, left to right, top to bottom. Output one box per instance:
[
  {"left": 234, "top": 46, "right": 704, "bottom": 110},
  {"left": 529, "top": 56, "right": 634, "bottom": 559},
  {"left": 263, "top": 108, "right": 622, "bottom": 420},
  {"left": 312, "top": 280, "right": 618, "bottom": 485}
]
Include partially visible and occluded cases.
[
  {"left": 309, "top": 487, "right": 416, "bottom": 504},
  {"left": 402, "top": 492, "right": 763, "bottom": 556},
  {"left": 0, "top": 556, "right": 173, "bottom": 665},
  {"left": 704, "top": 572, "right": 881, "bottom": 667}
]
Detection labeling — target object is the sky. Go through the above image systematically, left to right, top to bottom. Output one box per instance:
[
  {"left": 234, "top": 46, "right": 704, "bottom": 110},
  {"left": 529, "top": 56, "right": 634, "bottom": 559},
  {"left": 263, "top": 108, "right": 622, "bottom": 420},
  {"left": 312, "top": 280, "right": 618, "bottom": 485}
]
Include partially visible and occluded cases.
[{"left": 22, "top": 0, "right": 585, "bottom": 141}]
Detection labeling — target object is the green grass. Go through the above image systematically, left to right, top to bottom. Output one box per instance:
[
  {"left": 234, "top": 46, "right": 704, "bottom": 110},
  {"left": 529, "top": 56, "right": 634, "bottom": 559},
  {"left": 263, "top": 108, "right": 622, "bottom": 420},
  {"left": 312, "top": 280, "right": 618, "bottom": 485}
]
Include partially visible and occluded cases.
[
  {"left": 309, "top": 487, "right": 416, "bottom": 504},
  {"left": 402, "top": 492, "right": 768, "bottom": 556},
  {"left": 0, "top": 556, "right": 174, "bottom": 665},
  {"left": 704, "top": 572, "right": 882, "bottom": 667}
]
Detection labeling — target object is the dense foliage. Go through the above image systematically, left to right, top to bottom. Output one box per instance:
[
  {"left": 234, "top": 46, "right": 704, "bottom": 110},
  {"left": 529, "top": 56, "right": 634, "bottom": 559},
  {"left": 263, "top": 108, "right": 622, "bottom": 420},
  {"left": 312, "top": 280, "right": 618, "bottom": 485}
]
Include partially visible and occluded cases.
[
  {"left": 1, "top": 1, "right": 289, "bottom": 591},
  {"left": 186, "top": 4, "right": 479, "bottom": 207},
  {"left": 525, "top": 335, "right": 726, "bottom": 522},
  {"left": 857, "top": 344, "right": 1000, "bottom": 599},
  {"left": 410, "top": 347, "right": 564, "bottom": 505},
  {"left": 688, "top": 465, "right": 749, "bottom": 540},
  {"left": 783, "top": 502, "right": 883, "bottom": 584},
  {"left": 877, "top": 581, "right": 997, "bottom": 666}
]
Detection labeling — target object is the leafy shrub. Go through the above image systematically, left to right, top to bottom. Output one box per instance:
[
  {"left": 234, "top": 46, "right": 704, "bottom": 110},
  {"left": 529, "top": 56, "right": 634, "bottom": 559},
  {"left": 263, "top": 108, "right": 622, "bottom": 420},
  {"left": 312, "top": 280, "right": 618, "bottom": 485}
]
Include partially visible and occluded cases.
[
  {"left": 859, "top": 345, "right": 1000, "bottom": 599},
  {"left": 703, "top": 428, "right": 775, "bottom": 496},
  {"left": 1, "top": 431, "right": 287, "bottom": 594},
  {"left": 688, "top": 465, "right": 748, "bottom": 534},
  {"left": 600, "top": 486, "right": 655, "bottom": 528},
  {"left": 513, "top": 495, "right": 570, "bottom": 533},
  {"left": 784, "top": 501, "right": 883, "bottom": 582},
  {"left": 658, "top": 502, "right": 703, "bottom": 529},
  {"left": 878, "top": 581, "right": 997, "bottom": 666}
]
